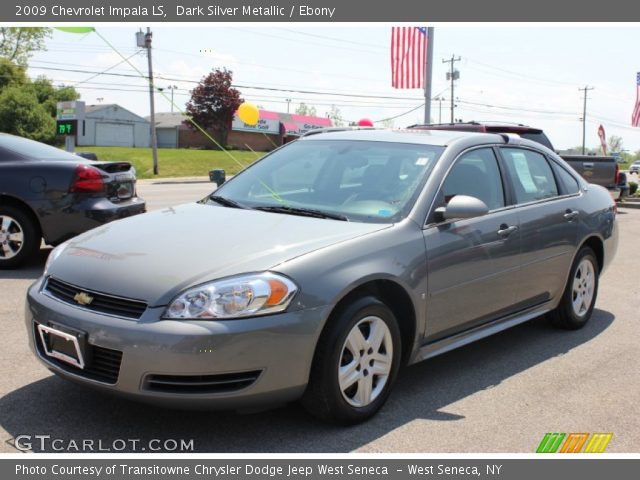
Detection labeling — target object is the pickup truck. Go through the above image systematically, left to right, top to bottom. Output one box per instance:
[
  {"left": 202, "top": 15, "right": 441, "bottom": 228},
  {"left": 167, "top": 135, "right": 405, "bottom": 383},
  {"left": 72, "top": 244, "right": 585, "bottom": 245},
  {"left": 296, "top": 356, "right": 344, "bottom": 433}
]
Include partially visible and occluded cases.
[{"left": 409, "top": 122, "right": 623, "bottom": 200}]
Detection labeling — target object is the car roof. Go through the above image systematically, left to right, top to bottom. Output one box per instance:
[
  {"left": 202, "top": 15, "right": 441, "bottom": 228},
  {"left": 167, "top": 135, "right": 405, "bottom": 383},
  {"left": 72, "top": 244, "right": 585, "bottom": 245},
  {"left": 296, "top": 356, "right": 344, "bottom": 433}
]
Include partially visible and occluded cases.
[
  {"left": 410, "top": 122, "right": 544, "bottom": 134},
  {"left": 298, "top": 128, "right": 504, "bottom": 146}
]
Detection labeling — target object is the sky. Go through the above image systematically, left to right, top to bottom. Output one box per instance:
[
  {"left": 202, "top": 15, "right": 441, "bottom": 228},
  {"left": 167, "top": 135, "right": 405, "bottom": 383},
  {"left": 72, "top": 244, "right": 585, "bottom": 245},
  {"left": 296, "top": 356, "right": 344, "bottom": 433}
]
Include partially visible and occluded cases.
[{"left": 27, "top": 25, "right": 640, "bottom": 151}]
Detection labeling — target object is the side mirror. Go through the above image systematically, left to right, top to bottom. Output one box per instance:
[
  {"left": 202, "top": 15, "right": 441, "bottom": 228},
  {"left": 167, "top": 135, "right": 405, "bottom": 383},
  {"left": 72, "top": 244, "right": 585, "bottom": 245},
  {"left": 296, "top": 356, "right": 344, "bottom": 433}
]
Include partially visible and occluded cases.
[
  {"left": 209, "top": 169, "right": 226, "bottom": 187},
  {"left": 434, "top": 195, "right": 489, "bottom": 221}
]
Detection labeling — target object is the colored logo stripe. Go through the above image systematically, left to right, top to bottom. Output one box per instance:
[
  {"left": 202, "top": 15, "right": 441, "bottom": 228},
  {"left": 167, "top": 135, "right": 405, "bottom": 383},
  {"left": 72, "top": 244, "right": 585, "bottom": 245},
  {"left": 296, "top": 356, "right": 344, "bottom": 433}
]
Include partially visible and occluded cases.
[
  {"left": 536, "top": 433, "right": 566, "bottom": 453},
  {"left": 537, "top": 433, "right": 613, "bottom": 453},
  {"left": 560, "top": 433, "right": 589, "bottom": 453},
  {"left": 584, "top": 433, "right": 613, "bottom": 453}
]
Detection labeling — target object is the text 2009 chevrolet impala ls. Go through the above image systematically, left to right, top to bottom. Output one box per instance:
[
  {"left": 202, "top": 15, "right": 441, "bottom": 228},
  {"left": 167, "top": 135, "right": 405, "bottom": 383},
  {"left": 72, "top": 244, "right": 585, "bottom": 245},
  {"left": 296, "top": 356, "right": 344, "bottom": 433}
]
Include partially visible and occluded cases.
[{"left": 26, "top": 128, "right": 617, "bottom": 423}]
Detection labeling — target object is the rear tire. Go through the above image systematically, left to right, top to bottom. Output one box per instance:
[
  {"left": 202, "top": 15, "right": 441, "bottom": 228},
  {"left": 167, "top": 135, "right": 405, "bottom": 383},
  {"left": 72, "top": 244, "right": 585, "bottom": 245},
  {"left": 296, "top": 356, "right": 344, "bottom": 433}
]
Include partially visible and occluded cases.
[
  {"left": 0, "top": 205, "right": 40, "bottom": 269},
  {"left": 548, "top": 247, "right": 599, "bottom": 330},
  {"left": 302, "top": 296, "right": 401, "bottom": 424}
]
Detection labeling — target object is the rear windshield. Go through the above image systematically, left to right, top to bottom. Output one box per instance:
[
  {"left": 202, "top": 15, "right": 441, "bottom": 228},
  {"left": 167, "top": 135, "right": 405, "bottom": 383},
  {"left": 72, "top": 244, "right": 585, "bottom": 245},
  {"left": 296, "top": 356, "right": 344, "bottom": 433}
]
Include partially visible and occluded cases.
[
  {"left": 518, "top": 132, "right": 554, "bottom": 150},
  {"left": 0, "top": 134, "right": 82, "bottom": 161}
]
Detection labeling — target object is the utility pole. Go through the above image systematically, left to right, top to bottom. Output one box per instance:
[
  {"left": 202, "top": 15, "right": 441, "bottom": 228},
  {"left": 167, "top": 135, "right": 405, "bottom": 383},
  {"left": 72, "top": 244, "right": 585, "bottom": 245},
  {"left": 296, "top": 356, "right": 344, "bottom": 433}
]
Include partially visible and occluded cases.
[
  {"left": 423, "top": 27, "right": 434, "bottom": 124},
  {"left": 139, "top": 28, "right": 159, "bottom": 175},
  {"left": 442, "top": 55, "right": 461, "bottom": 123},
  {"left": 167, "top": 85, "right": 178, "bottom": 112},
  {"left": 580, "top": 85, "right": 594, "bottom": 155},
  {"left": 285, "top": 98, "right": 291, "bottom": 113}
]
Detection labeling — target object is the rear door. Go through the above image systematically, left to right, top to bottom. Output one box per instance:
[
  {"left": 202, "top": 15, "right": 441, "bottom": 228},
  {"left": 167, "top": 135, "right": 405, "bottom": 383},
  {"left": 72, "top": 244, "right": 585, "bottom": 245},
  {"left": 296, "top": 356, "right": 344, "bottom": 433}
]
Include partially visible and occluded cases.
[
  {"left": 423, "top": 147, "right": 521, "bottom": 341},
  {"left": 498, "top": 147, "right": 580, "bottom": 307}
]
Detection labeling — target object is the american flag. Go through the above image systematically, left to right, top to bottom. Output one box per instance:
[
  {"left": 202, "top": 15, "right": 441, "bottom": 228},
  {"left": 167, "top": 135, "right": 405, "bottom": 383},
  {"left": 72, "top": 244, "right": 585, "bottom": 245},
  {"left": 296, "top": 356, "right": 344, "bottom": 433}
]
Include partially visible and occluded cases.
[
  {"left": 391, "top": 27, "right": 428, "bottom": 89},
  {"left": 633, "top": 72, "right": 640, "bottom": 127}
]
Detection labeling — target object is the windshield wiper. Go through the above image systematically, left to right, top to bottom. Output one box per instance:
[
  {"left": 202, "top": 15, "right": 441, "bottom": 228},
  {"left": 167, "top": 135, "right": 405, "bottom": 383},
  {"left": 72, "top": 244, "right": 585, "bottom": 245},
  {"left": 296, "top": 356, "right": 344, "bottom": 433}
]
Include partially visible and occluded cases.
[
  {"left": 208, "top": 195, "right": 247, "bottom": 209},
  {"left": 255, "top": 205, "right": 348, "bottom": 221}
]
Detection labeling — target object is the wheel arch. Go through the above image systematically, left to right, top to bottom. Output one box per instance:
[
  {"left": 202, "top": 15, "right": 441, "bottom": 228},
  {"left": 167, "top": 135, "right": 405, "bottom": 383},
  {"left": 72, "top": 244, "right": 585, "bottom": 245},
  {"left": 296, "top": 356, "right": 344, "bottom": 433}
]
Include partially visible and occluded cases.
[
  {"left": 579, "top": 235, "right": 604, "bottom": 273},
  {"left": 320, "top": 278, "right": 418, "bottom": 367}
]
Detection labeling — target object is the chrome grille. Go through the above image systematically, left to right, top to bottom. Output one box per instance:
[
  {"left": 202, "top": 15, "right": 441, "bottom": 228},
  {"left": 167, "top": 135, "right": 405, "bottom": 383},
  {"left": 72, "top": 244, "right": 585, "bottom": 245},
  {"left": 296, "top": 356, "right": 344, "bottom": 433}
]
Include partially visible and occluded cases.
[{"left": 45, "top": 277, "right": 147, "bottom": 319}]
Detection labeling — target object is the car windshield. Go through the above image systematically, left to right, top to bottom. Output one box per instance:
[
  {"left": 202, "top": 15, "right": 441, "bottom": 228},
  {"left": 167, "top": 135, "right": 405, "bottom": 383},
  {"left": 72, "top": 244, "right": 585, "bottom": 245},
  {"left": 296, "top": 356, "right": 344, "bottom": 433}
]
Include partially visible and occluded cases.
[{"left": 211, "top": 139, "right": 444, "bottom": 223}]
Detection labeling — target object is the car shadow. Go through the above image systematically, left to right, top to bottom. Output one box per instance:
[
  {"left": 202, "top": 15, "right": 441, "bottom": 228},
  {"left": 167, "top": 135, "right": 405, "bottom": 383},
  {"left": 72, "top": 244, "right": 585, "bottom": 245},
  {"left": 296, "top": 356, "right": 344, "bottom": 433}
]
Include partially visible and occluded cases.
[
  {"left": 0, "top": 248, "right": 50, "bottom": 281},
  {"left": 0, "top": 309, "right": 614, "bottom": 453}
]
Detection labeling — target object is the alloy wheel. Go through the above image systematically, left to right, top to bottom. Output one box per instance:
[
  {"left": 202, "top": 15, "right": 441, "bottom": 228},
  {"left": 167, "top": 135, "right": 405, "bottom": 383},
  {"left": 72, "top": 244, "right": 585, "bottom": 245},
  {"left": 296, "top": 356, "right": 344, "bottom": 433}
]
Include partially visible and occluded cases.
[
  {"left": 0, "top": 215, "right": 25, "bottom": 260},
  {"left": 572, "top": 258, "right": 595, "bottom": 317},
  {"left": 338, "top": 316, "right": 393, "bottom": 408}
]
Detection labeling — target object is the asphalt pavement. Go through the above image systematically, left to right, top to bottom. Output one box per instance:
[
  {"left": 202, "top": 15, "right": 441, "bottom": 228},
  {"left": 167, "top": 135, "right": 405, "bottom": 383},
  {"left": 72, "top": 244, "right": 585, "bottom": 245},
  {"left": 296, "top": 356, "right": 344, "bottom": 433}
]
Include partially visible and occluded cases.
[{"left": 0, "top": 181, "right": 638, "bottom": 453}]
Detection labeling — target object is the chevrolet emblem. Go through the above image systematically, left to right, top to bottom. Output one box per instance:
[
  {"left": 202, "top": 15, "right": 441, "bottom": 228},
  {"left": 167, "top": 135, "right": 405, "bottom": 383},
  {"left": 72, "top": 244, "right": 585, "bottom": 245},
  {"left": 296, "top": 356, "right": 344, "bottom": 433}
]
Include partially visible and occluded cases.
[{"left": 74, "top": 292, "right": 94, "bottom": 306}]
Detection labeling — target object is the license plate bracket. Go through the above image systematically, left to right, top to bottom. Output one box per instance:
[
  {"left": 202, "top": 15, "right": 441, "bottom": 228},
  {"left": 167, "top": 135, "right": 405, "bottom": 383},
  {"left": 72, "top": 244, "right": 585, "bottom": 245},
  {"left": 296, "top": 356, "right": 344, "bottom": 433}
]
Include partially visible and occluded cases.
[
  {"left": 116, "top": 181, "right": 134, "bottom": 200},
  {"left": 37, "top": 324, "right": 87, "bottom": 369}
]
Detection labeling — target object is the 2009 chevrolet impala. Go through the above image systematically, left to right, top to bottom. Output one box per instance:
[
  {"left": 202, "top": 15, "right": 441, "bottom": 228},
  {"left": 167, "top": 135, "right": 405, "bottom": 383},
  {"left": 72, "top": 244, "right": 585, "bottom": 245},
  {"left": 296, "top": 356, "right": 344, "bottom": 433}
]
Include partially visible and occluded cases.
[{"left": 26, "top": 128, "right": 618, "bottom": 423}]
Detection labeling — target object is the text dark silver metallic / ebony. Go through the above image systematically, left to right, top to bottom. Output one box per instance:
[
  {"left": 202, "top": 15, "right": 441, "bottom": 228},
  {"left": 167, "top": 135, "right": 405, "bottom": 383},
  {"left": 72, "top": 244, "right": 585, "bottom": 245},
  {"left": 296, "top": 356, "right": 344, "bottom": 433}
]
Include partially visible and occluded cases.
[{"left": 26, "top": 129, "right": 618, "bottom": 424}]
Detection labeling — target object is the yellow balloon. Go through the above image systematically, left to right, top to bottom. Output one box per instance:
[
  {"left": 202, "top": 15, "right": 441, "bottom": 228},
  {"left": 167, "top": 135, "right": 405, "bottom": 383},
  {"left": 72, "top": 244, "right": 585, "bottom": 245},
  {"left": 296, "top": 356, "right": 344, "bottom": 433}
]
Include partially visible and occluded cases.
[{"left": 237, "top": 102, "right": 260, "bottom": 126}]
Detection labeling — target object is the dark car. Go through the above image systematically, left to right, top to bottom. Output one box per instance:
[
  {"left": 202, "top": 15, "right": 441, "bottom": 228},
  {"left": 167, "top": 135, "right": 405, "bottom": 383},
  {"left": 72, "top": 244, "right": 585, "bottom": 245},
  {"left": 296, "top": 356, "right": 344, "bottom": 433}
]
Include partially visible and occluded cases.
[
  {"left": 29, "top": 129, "right": 617, "bottom": 423},
  {"left": 0, "top": 133, "right": 145, "bottom": 268}
]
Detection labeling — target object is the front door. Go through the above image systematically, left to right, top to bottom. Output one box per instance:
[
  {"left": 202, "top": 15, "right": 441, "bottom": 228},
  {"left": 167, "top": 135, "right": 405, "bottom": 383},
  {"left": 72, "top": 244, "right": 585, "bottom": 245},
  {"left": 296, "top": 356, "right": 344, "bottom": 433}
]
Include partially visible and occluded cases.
[{"left": 423, "top": 147, "right": 521, "bottom": 341}]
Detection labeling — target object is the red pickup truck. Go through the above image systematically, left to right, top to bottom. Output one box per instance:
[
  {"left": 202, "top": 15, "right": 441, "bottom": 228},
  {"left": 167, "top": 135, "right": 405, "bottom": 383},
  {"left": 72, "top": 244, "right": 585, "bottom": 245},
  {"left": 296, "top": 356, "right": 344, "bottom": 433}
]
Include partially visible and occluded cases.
[{"left": 409, "top": 122, "right": 625, "bottom": 200}]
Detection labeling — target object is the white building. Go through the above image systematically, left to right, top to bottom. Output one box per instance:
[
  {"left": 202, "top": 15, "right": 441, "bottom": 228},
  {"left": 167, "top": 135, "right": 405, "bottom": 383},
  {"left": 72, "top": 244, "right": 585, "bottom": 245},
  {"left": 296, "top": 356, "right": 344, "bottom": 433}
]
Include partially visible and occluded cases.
[{"left": 76, "top": 104, "right": 150, "bottom": 147}]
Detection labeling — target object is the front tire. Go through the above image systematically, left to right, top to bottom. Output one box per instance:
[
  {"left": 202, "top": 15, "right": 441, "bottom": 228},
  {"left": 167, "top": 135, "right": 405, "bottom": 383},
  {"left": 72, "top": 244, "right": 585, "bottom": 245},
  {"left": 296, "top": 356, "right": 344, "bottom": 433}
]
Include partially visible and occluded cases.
[
  {"left": 0, "top": 205, "right": 40, "bottom": 269},
  {"left": 548, "top": 247, "right": 599, "bottom": 330},
  {"left": 302, "top": 296, "right": 401, "bottom": 424}
]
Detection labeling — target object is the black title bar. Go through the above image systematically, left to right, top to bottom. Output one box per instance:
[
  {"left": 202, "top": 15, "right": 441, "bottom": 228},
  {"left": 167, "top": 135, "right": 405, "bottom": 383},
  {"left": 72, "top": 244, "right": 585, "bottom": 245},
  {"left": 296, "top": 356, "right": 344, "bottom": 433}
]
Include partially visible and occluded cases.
[{"left": 5, "top": 0, "right": 640, "bottom": 22}]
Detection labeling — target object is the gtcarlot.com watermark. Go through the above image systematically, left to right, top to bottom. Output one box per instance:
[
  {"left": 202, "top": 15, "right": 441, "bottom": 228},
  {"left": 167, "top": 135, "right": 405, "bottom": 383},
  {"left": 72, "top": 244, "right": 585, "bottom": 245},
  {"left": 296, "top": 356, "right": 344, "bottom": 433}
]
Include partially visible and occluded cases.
[{"left": 12, "top": 435, "right": 194, "bottom": 452}]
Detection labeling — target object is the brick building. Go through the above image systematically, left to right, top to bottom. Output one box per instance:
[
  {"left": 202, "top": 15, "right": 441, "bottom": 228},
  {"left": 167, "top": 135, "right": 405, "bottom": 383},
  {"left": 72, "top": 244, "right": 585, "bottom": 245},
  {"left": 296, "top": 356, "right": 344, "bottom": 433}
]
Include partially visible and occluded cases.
[{"left": 148, "top": 110, "right": 332, "bottom": 151}]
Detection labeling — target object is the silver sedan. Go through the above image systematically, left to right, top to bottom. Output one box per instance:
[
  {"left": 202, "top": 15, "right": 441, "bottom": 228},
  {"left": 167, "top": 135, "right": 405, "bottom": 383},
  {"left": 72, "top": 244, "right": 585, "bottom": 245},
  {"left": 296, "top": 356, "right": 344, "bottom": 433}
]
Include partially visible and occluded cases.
[{"left": 26, "top": 129, "right": 618, "bottom": 424}]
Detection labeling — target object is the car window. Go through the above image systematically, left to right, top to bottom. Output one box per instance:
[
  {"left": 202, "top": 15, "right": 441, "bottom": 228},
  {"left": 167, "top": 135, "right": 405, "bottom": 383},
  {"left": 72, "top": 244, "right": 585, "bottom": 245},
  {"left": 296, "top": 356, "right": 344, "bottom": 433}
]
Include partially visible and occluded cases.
[
  {"left": 442, "top": 148, "right": 505, "bottom": 210},
  {"left": 500, "top": 148, "right": 559, "bottom": 204},
  {"left": 553, "top": 163, "right": 581, "bottom": 194}
]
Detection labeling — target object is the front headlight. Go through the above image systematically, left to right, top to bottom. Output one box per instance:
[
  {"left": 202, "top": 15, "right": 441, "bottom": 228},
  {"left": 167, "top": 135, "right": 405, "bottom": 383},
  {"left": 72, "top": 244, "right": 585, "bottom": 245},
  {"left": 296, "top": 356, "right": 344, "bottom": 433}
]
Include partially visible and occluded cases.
[
  {"left": 44, "top": 241, "right": 70, "bottom": 275},
  {"left": 163, "top": 272, "right": 298, "bottom": 319}
]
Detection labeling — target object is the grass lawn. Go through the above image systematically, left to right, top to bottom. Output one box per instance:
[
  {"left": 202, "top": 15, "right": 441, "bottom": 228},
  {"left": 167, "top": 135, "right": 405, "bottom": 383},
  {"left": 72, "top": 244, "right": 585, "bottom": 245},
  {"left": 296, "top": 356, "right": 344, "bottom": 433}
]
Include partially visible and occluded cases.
[{"left": 80, "top": 147, "right": 265, "bottom": 179}]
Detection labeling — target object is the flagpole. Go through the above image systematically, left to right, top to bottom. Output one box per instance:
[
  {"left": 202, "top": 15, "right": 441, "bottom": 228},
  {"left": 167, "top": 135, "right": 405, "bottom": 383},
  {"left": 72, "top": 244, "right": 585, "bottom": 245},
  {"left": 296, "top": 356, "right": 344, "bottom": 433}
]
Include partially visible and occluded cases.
[{"left": 424, "top": 27, "right": 434, "bottom": 124}]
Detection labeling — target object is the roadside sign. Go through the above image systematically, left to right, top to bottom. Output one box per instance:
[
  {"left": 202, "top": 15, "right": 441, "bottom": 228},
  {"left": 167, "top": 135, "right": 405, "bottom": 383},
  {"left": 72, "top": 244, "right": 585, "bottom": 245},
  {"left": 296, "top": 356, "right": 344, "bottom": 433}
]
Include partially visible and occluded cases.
[
  {"left": 56, "top": 101, "right": 85, "bottom": 121},
  {"left": 56, "top": 120, "right": 77, "bottom": 136}
]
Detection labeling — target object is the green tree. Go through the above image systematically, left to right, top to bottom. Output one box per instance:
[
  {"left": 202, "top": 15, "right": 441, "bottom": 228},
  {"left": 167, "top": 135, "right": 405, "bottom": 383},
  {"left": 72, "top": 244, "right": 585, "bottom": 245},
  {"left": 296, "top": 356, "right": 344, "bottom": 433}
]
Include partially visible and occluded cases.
[
  {"left": 0, "top": 28, "right": 51, "bottom": 65},
  {"left": 0, "top": 57, "right": 28, "bottom": 90},
  {"left": 184, "top": 68, "right": 242, "bottom": 148},
  {"left": 29, "top": 75, "right": 79, "bottom": 117},
  {"left": 0, "top": 86, "right": 55, "bottom": 142},
  {"left": 296, "top": 103, "right": 317, "bottom": 116},
  {"left": 326, "top": 105, "right": 344, "bottom": 127},
  {"left": 607, "top": 135, "right": 623, "bottom": 154}
]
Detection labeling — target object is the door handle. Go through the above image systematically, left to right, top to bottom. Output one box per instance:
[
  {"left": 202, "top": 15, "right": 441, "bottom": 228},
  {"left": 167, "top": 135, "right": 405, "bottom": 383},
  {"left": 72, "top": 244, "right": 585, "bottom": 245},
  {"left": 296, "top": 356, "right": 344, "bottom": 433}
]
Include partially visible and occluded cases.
[
  {"left": 564, "top": 210, "right": 579, "bottom": 221},
  {"left": 497, "top": 225, "right": 518, "bottom": 237}
]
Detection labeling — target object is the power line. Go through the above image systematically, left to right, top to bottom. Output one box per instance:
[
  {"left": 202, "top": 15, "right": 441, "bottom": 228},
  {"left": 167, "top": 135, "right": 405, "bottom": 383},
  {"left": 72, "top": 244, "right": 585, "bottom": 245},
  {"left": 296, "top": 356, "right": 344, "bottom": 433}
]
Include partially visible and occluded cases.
[
  {"left": 276, "top": 28, "right": 386, "bottom": 49},
  {"left": 72, "top": 51, "right": 141, "bottom": 87}
]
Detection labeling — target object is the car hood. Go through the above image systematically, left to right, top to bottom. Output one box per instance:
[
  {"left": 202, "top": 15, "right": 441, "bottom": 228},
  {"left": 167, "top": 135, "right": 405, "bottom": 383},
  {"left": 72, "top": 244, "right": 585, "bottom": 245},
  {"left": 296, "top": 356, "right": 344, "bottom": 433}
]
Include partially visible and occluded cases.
[{"left": 47, "top": 203, "right": 389, "bottom": 306}]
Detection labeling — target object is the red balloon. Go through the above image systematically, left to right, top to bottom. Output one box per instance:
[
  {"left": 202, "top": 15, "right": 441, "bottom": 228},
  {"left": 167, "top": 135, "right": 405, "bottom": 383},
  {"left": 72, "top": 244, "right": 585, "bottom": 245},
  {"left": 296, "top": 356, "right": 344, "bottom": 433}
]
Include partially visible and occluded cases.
[{"left": 358, "top": 118, "right": 374, "bottom": 127}]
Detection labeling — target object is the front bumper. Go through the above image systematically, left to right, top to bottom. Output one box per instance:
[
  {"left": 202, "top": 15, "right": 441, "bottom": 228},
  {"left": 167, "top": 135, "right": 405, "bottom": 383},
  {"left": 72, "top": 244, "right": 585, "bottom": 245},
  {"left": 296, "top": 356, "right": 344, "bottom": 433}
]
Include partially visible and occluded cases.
[{"left": 25, "top": 279, "right": 329, "bottom": 410}]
